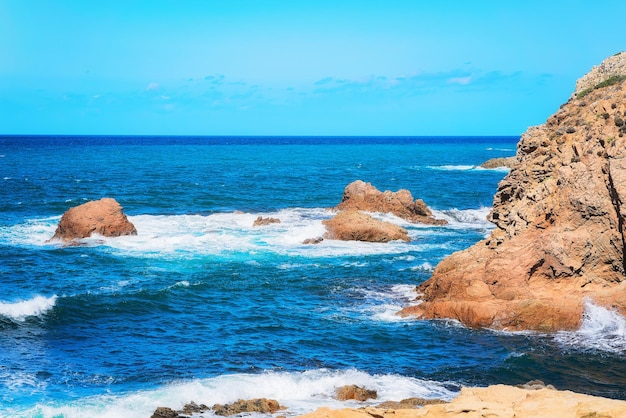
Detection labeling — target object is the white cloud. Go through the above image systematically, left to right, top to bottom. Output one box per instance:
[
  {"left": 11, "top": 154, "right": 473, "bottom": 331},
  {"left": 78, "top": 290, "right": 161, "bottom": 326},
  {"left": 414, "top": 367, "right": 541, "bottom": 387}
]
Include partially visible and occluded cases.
[
  {"left": 447, "top": 75, "right": 472, "bottom": 85},
  {"left": 146, "top": 82, "right": 160, "bottom": 91}
]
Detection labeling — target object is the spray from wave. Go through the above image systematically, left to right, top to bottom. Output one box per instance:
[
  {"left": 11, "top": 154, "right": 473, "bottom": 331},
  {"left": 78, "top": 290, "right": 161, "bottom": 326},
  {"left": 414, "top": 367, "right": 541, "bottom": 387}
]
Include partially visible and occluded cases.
[
  {"left": 555, "top": 300, "right": 626, "bottom": 353},
  {"left": 16, "top": 369, "right": 457, "bottom": 418}
]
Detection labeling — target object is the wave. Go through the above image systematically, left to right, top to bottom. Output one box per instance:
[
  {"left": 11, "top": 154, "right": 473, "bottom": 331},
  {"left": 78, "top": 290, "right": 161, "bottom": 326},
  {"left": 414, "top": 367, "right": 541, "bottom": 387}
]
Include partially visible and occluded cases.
[
  {"left": 425, "top": 164, "right": 510, "bottom": 173},
  {"left": 430, "top": 207, "right": 493, "bottom": 230},
  {"left": 0, "top": 295, "right": 57, "bottom": 322},
  {"left": 555, "top": 300, "right": 626, "bottom": 354},
  {"left": 13, "top": 369, "right": 457, "bottom": 418}
]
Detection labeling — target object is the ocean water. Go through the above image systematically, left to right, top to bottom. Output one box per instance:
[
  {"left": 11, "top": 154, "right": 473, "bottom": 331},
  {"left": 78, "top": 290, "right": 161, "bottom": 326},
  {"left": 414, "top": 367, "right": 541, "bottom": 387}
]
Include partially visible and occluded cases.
[{"left": 0, "top": 136, "right": 625, "bottom": 417}]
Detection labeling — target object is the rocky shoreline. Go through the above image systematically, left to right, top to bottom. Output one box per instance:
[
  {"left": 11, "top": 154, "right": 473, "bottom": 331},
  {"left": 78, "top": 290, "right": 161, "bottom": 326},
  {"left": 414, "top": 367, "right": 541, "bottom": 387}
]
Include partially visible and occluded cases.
[{"left": 150, "top": 382, "right": 626, "bottom": 417}]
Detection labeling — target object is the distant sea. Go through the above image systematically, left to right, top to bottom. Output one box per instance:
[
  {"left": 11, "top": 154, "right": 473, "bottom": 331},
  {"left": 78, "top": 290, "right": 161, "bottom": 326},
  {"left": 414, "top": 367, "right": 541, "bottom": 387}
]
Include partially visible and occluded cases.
[{"left": 1, "top": 136, "right": 625, "bottom": 417}]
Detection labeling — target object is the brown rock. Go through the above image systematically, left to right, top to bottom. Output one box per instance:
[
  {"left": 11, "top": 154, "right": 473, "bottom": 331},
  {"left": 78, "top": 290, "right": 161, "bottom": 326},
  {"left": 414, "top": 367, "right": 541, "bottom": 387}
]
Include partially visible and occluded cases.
[
  {"left": 399, "top": 55, "right": 626, "bottom": 331},
  {"left": 479, "top": 156, "right": 517, "bottom": 169},
  {"left": 336, "top": 181, "right": 446, "bottom": 225},
  {"left": 50, "top": 198, "right": 137, "bottom": 242},
  {"left": 323, "top": 210, "right": 410, "bottom": 243},
  {"left": 253, "top": 216, "right": 281, "bottom": 227},
  {"left": 303, "top": 237, "right": 324, "bottom": 244},
  {"left": 334, "top": 385, "right": 378, "bottom": 402},
  {"left": 212, "top": 398, "right": 282, "bottom": 416},
  {"left": 376, "top": 398, "right": 447, "bottom": 409},
  {"left": 150, "top": 407, "right": 180, "bottom": 418}
]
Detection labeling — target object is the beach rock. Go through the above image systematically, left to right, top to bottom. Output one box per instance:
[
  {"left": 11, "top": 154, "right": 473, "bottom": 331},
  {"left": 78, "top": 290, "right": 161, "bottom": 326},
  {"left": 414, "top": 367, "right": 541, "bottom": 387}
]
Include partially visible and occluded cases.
[
  {"left": 399, "top": 54, "right": 626, "bottom": 331},
  {"left": 479, "top": 156, "right": 517, "bottom": 169},
  {"left": 335, "top": 181, "right": 446, "bottom": 225},
  {"left": 50, "top": 198, "right": 137, "bottom": 242},
  {"left": 323, "top": 210, "right": 410, "bottom": 243},
  {"left": 253, "top": 216, "right": 281, "bottom": 226},
  {"left": 298, "top": 384, "right": 626, "bottom": 418},
  {"left": 334, "top": 385, "right": 378, "bottom": 402},
  {"left": 213, "top": 398, "right": 282, "bottom": 416},
  {"left": 376, "top": 398, "right": 447, "bottom": 409},
  {"left": 150, "top": 407, "right": 180, "bottom": 418}
]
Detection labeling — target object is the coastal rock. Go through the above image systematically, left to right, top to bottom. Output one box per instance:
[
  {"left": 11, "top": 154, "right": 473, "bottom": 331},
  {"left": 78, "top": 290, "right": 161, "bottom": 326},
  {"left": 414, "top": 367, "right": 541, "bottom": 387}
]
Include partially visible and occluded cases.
[
  {"left": 400, "top": 54, "right": 626, "bottom": 331},
  {"left": 479, "top": 156, "right": 517, "bottom": 169},
  {"left": 336, "top": 181, "right": 446, "bottom": 225},
  {"left": 50, "top": 198, "right": 137, "bottom": 242},
  {"left": 323, "top": 210, "right": 410, "bottom": 243},
  {"left": 253, "top": 216, "right": 281, "bottom": 226},
  {"left": 298, "top": 384, "right": 626, "bottom": 418},
  {"left": 334, "top": 385, "right": 378, "bottom": 402},
  {"left": 213, "top": 398, "right": 282, "bottom": 416},
  {"left": 150, "top": 407, "right": 180, "bottom": 418}
]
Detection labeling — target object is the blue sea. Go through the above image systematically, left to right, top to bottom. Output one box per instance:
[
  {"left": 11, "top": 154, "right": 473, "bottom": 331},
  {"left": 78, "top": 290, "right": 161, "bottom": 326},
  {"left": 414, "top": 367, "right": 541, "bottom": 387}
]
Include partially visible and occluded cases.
[{"left": 1, "top": 136, "right": 625, "bottom": 417}]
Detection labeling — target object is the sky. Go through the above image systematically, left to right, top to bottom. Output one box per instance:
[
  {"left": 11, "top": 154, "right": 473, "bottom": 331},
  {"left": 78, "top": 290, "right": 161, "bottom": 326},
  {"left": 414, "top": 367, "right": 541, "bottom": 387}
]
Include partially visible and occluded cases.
[{"left": 0, "top": 1, "right": 624, "bottom": 136}]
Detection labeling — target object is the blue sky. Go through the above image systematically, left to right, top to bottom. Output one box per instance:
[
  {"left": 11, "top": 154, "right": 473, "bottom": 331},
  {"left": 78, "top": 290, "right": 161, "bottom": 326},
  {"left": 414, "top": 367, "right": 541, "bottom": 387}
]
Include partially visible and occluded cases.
[{"left": 1, "top": 1, "right": 623, "bottom": 136}]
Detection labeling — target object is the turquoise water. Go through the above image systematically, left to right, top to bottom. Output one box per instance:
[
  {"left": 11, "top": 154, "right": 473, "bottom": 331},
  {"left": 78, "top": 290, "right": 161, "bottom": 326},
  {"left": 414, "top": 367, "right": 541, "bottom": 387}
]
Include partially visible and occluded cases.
[{"left": 0, "top": 136, "right": 624, "bottom": 417}]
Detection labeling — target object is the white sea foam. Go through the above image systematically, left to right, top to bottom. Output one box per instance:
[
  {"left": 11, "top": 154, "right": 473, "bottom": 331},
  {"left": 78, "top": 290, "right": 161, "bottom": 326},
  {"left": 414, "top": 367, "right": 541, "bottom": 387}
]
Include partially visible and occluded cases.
[
  {"left": 427, "top": 165, "right": 476, "bottom": 171},
  {"left": 431, "top": 207, "right": 493, "bottom": 230},
  {"left": 343, "top": 284, "right": 420, "bottom": 323},
  {"left": 0, "top": 295, "right": 57, "bottom": 322},
  {"left": 555, "top": 300, "right": 626, "bottom": 353},
  {"left": 16, "top": 369, "right": 457, "bottom": 418}
]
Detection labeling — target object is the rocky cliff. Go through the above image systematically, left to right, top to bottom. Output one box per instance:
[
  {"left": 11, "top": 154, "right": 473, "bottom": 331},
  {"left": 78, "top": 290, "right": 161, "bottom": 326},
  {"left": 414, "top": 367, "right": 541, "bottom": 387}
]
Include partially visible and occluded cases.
[{"left": 400, "top": 52, "right": 626, "bottom": 331}]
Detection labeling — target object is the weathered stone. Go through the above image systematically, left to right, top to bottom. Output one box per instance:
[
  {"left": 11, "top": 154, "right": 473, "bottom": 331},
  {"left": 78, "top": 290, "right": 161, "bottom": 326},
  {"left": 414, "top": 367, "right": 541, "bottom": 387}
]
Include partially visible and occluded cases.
[
  {"left": 400, "top": 55, "right": 626, "bottom": 331},
  {"left": 480, "top": 157, "right": 517, "bottom": 169},
  {"left": 336, "top": 181, "right": 446, "bottom": 225},
  {"left": 50, "top": 198, "right": 137, "bottom": 242},
  {"left": 323, "top": 210, "right": 410, "bottom": 243},
  {"left": 253, "top": 216, "right": 281, "bottom": 227},
  {"left": 303, "top": 237, "right": 324, "bottom": 245},
  {"left": 334, "top": 385, "right": 378, "bottom": 402},
  {"left": 212, "top": 398, "right": 282, "bottom": 416},
  {"left": 376, "top": 398, "right": 447, "bottom": 409},
  {"left": 150, "top": 407, "right": 180, "bottom": 418}
]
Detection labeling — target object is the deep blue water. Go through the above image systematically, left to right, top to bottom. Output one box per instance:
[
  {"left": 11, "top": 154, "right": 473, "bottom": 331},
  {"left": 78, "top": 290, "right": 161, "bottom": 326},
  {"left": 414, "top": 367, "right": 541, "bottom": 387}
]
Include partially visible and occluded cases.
[{"left": 0, "top": 136, "right": 625, "bottom": 417}]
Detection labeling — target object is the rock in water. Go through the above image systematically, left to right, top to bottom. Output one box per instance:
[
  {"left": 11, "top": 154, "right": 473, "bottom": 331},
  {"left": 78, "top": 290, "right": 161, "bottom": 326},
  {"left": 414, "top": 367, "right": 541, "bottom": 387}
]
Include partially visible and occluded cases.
[
  {"left": 400, "top": 53, "right": 626, "bottom": 331},
  {"left": 336, "top": 180, "right": 446, "bottom": 225},
  {"left": 50, "top": 198, "right": 137, "bottom": 242},
  {"left": 323, "top": 210, "right": 410, "bottom": 243},
  {"left": 334, "top": 385, "right": 378, "bottom": 401},
  {"left": 212, "top": 398, "right": 282, "bottom": 416}
]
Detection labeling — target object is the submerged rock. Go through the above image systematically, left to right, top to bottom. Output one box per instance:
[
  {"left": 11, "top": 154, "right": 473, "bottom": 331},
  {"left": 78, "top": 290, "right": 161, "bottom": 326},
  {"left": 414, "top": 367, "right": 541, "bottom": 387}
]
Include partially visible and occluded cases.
[
  {"left": 400, "top": 53, "right": 626, "bottom": 331},
  {"left": 335, "top": 180, "right": 446, "bottom": 225},
  {"left": 50, "top": 198, "right": 137, "bottom": 242},
  {"left": 323, "top": 210, "right": 410, "bottom": 243}
]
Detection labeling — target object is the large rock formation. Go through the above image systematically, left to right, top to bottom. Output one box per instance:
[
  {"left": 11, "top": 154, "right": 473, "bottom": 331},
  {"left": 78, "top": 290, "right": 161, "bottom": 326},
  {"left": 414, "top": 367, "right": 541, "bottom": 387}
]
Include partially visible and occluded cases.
[
  {"left": 400, "top": 53, "right": 626, "bottom": 331},
  {"left": 336, "top": 181, "right": 446, "bottom": 225},
  {"left": 50, "top": 198, "right": 137, "bottom": 242},
  {"left": 323, "top": 210, "right": 410, "bottom": 243}
]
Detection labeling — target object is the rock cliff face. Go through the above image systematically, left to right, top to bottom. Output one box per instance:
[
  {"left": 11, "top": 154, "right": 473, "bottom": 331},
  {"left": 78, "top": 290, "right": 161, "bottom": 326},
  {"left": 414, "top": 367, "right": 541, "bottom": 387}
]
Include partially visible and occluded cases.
[
  {"left": 400, "top": 53, "right": 626, "bottom": 331},
  {"left": 50, "top": 198, "right": 137, "bottom": 242}
]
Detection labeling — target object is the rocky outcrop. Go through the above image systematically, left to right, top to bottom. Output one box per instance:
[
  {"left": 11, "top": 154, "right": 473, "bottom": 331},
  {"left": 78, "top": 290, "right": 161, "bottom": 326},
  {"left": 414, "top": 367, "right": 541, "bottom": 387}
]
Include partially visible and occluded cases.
[
  {"left": 574, "top": 51, "right": 626, "bottom": 97},
  {"left": 400, "top": 54, "right": 626, "bottom": 331},
  {"left": 479, "top": 156, "right": 517, "bottom": 169},
  {"left": 336, "top": 181, "right": 446, "bottom": 225},
  {"left": 50, "top": 198, "right": 137, "bottom": 242},
  {"left": 323, "top": 210, "right": 410, "bottom": 243},
  {"left": 253, "top": 216, "right": 281, "bottom": 226},
  {"left": 298, "top": 384, "right": 626, "bottom": 418},
  {"left": 334, "top": 385, "right": 378, "bottom": 402},
  {"left": 213, "top": 398, "right": 282, "bottom": 416}
]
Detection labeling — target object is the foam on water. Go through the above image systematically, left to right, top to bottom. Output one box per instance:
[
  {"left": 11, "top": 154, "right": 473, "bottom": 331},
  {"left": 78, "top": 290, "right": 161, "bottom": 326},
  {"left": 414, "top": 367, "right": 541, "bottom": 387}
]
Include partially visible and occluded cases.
[
  {"left": 430, "top": 207, "right": 493, "bottom": 230},
  {"left": 1, "top": 209, "right": 426, "bottom": 259},
  {"left": 341, "top": 284, "right": 420, "bottom": 323},
  {"left": 0, "top": 295, "right": 57, "bottom": 322},
  {"left": 555, "top": 300, "right": 626, "bottom": 353},
  {"left": 12, "top": 369, "right": 457, "bottom": 418}
]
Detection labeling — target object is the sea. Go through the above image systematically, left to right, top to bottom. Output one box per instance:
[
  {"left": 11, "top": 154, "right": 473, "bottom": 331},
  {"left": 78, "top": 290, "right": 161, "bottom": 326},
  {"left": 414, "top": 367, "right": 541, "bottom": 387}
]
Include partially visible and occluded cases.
[{"left": 0, "top": 135, "right": 625, "bottom": 418}]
